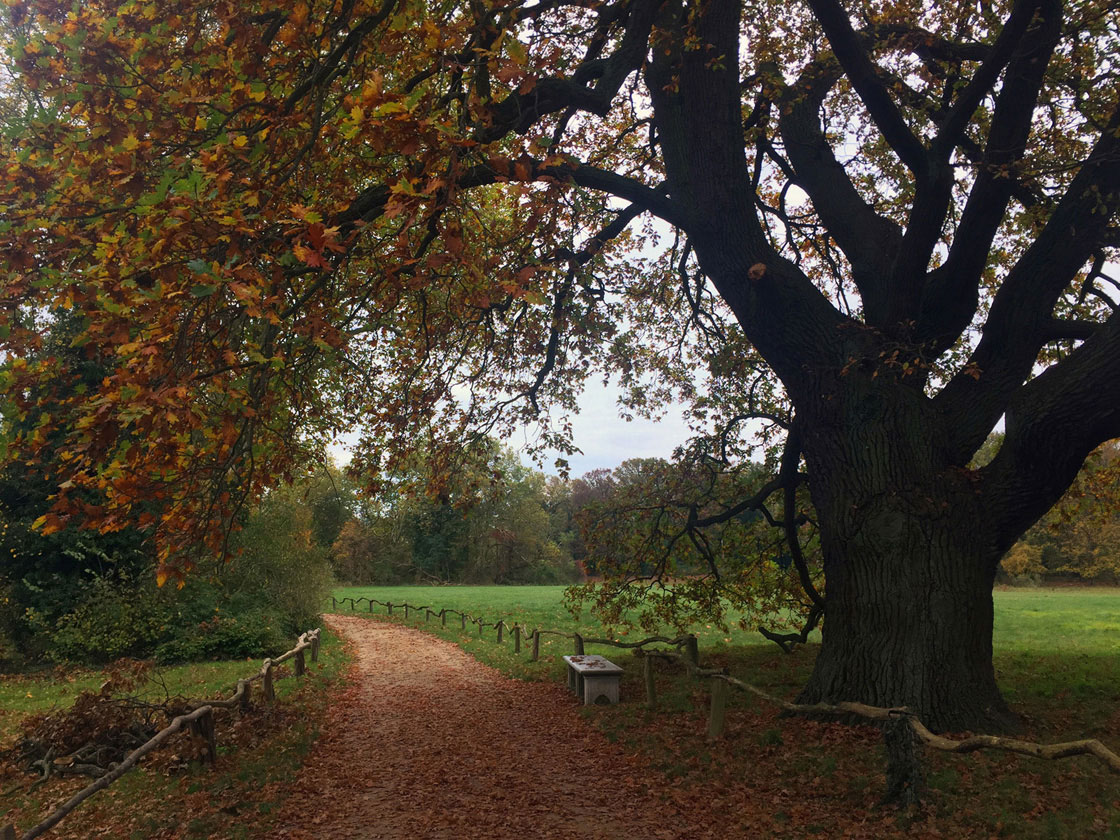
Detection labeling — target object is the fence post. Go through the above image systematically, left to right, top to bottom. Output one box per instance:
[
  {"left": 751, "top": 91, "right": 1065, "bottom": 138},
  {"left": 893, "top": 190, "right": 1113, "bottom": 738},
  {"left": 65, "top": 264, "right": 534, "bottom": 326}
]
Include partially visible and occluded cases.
[
  {"left": 331, "top": 596, "right": 337, "bottom": 610},
  {"left": 368, "top": 599, "right": 374, "bottom": 613},
  {"left": 388, "top": 603, "right": 393, "bottom": 616},
  {"left": 404, "top": 604, "right": 410, "bottom": 619},
  {"left": 441, "top": 609, "right": 447, "bottom": 627},
  {"left": 460, "top": 612, "right": 466, "bottom": 630},
  {"left": 497, "top": 621, "right": 504, "bottom": 644},
  {"left": 513, "top": 625, "right": 521, "bottom": 653},
  {"left": 531, "top": 630, "right": 540, "bottom": 661},
  {"left": 311, "top": 633, "right": 320, "bottom": 663},
  {"left": 573, "top": 633, "right": 584, "bottom": 655},
  {"left": 685, "top": 634, "right": 700, "bottom": 669},
  {"left": 295, "top": 648, "right": 306, "bottom": 677},
  {"left": 644, "top": 653, "right": 657, "bottom": 708},
  {"left": 263, "top": 661, "right": 276, "bottom": 702},
  {"left": 707, "top": 678, "right": 729, "bottom": 740},
  {"left": 238, "top": 679, "right": 252, "bottom": 714},
  {"left": 190, "top": 708, "right": 218, "bottom": 765},
  {"left": 202, "top": 708, "right": 218, "bottom": 764},
  {"left": 883, "top": 714, "right": 925, "bottom": 806}
]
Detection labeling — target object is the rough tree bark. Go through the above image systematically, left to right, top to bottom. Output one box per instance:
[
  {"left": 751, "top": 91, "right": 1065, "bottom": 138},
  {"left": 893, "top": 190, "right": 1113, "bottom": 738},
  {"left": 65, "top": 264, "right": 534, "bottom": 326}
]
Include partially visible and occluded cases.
[{"left": 794, "top": 382, "right": 1015, "bottom": 731}]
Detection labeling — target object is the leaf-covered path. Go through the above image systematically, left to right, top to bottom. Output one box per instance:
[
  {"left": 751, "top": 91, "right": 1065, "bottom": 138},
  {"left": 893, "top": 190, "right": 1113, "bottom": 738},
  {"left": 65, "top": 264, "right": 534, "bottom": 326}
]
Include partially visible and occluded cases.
[{"left": 274, "top": 615, "right": 715, "bottom": 839}]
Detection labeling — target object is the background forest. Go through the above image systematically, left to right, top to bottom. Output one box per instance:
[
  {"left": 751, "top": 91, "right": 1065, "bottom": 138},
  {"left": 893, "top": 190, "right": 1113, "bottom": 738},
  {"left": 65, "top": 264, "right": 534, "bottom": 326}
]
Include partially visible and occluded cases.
[{"left": 2, "top": 433, "right": 1115, "bottom": 669}]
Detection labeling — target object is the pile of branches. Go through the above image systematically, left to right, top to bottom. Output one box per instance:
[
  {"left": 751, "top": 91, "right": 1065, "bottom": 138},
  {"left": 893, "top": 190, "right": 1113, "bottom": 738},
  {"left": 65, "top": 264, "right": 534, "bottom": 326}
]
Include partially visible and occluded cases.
[{"left": 2, "top": 665, "right": 193, "bottom": 786}]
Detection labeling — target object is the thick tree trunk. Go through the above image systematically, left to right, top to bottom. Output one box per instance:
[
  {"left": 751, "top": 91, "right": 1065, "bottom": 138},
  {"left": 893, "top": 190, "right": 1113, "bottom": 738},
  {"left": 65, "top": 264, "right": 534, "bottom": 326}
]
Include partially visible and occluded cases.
[
  {"left": 795, "top": 386, "right": 1017, "bottom": 733},
  {"left": 797, "top": 511, "right": 1014, "bottom": 732}
]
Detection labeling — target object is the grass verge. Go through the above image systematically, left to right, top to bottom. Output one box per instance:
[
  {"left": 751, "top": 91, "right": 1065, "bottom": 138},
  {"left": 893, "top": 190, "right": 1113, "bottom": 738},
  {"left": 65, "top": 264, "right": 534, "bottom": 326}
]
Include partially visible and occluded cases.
[{"left": 0, "top": 629, "right": 350, "bottom": 840}]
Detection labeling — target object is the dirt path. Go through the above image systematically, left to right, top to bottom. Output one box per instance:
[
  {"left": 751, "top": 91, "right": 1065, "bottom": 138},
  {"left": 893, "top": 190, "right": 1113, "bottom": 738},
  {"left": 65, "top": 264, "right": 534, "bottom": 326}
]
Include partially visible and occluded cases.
[{"left": 274, "top": 615, "right": 713, "bottom": 839}]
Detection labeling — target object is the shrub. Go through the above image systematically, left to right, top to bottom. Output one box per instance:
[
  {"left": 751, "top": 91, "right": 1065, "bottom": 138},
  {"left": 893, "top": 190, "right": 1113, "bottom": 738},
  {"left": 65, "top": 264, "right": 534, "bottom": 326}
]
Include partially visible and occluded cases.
[
  {"left": 223, "top": 485, "right": 334, "bottom": 633},
  {"left": 47, "top": 574, "right": 169, "bottom": 663},
  {"left": 153, "top": 609, "right": 289, "bottom": 663}
]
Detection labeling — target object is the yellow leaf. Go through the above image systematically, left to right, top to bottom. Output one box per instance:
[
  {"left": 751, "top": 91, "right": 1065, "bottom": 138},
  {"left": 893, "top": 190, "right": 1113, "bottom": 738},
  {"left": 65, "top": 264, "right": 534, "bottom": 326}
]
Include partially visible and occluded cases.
[{"left": 122, "top": 134, "right": 140, "bottom": 151}]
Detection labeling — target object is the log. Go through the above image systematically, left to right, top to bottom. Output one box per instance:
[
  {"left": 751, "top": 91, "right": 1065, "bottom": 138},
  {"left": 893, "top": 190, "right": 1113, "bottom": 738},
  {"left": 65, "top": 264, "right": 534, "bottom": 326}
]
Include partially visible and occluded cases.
[
  {"left": 311, "top": 633, "right": 320, "bottom": 663},
  {"left": 573, "top": 633, "right": 584, "bottom": 655},
  {"left": 295, "top": 649, "right": 306, "bottom": 677},
  {"left": 707, "top": 678, "right": 729, "bottom": 740},
  {"left": 238, "top": 679, "right": 252, "bottom": 714}
]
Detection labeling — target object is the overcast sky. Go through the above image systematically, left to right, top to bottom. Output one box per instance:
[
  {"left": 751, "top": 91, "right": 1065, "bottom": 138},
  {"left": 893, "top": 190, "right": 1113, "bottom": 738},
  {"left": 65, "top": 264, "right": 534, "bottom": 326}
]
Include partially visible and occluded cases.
[
  {"left": 513, "top": 376, "right": 694, "bottom": 477},
  {"left": 328, "top": 377, "right": 694, "bottom": 479}
]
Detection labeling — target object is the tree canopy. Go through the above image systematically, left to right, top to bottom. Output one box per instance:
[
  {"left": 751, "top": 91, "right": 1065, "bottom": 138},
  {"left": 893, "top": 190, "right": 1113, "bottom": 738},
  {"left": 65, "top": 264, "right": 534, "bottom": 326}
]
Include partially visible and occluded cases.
[{"left": 2, "top": 0, "right": 1119, "bottom": 727}]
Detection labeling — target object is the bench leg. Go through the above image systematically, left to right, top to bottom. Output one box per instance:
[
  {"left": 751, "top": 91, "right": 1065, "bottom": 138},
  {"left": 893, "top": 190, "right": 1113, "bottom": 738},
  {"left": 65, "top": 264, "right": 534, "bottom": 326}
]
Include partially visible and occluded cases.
[{"left": 582, "top": 675, "right": 620, "bottom": 705}]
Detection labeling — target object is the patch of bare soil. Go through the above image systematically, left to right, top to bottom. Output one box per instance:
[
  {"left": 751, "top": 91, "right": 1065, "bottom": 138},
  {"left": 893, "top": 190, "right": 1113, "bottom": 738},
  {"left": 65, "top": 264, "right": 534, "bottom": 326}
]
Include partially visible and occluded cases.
[{"left": 274, "top": 615, "right": 714, "bottom": 839}]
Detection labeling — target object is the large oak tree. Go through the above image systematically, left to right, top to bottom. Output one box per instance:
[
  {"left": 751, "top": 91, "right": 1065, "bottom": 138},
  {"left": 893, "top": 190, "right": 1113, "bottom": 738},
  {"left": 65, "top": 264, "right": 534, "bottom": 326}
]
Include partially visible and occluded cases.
[{"left": 2, "top": 0, "right": 1118, "bottom": 729}]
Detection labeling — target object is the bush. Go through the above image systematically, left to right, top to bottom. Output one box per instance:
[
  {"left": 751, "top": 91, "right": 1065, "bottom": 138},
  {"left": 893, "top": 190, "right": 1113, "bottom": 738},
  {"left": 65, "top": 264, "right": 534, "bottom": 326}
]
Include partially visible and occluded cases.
[
  {"left": 4, "top": 474, "right": 332, "bottom": 667},
  {"left": 223, "top": 485, "right": 334, "bottom": 633},
  {"left": 47, "top": 574, "right": 170, "bottom": 663},
  {"left": 153, "top": 609, "right": 290, "bottom": 663}
]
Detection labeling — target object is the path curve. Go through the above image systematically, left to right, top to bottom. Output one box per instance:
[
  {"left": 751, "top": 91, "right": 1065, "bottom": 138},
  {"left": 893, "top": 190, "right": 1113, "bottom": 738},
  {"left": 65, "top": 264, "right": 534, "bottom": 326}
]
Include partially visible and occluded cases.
[{"left": 275, "top": 615, "right": 714, "bottom": 839}]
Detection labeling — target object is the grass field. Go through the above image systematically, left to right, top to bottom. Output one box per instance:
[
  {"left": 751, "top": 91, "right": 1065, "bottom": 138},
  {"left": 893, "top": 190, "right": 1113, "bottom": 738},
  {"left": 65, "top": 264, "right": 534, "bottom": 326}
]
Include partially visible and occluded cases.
[
  {"left": 332, "top": 582, "right": 1120, "bottom": 641},
  {"left": 332, "top": 583, "right": 1120, "bottom": 839}
]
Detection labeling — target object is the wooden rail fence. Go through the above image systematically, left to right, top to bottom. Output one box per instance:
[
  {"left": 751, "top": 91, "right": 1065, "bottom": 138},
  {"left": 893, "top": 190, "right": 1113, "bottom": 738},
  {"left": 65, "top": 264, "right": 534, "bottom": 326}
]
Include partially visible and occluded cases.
[
  {"left": 331, "top": 595, "right": 1120, "bottom": 803},
  {"left": 2, "top": 628, "right": 321, "bottom": 840}
]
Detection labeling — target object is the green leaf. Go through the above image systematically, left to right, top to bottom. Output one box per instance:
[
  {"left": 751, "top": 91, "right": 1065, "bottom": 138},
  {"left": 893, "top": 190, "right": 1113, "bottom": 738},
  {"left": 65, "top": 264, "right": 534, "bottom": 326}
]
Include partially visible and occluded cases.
[{"left": 190, "top": 284, "right": 219, "bottom": 297}]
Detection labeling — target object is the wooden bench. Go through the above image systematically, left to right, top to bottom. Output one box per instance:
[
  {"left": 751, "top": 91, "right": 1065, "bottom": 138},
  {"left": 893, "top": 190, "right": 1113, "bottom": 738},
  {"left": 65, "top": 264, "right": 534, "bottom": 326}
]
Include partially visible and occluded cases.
[{"left": 563, "top": 655, "right": 624, "bottom": 705}]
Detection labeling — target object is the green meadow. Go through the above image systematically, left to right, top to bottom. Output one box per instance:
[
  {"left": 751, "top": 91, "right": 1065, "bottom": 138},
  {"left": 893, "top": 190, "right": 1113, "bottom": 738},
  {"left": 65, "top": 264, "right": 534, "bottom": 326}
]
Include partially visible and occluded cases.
[{"left": 331, "top": 582, "right": 1120, "bottom": 651}]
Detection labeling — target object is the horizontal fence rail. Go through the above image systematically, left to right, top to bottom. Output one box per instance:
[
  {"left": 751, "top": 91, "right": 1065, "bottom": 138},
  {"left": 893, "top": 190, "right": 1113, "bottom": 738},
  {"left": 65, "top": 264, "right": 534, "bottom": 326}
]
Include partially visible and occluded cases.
[
  {"left": 329, "top": 596, "right": 691, "bottom": 662},
  {"left": 331, "top": 596, "right": 1120, "bottom": 801},
  {"left": 3, "top": 628, "right": 321, "bottom": 840}
]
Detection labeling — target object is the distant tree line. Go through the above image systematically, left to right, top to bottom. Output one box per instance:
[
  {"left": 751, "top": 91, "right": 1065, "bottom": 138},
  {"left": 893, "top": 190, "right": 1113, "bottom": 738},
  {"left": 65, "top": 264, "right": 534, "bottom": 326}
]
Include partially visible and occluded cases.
[
  {"left": 2, "top": 423, "right": 1114, "bottom": 667},
  {"left": 999, "top": 440, "right": 1120, "bottom": 585}
]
